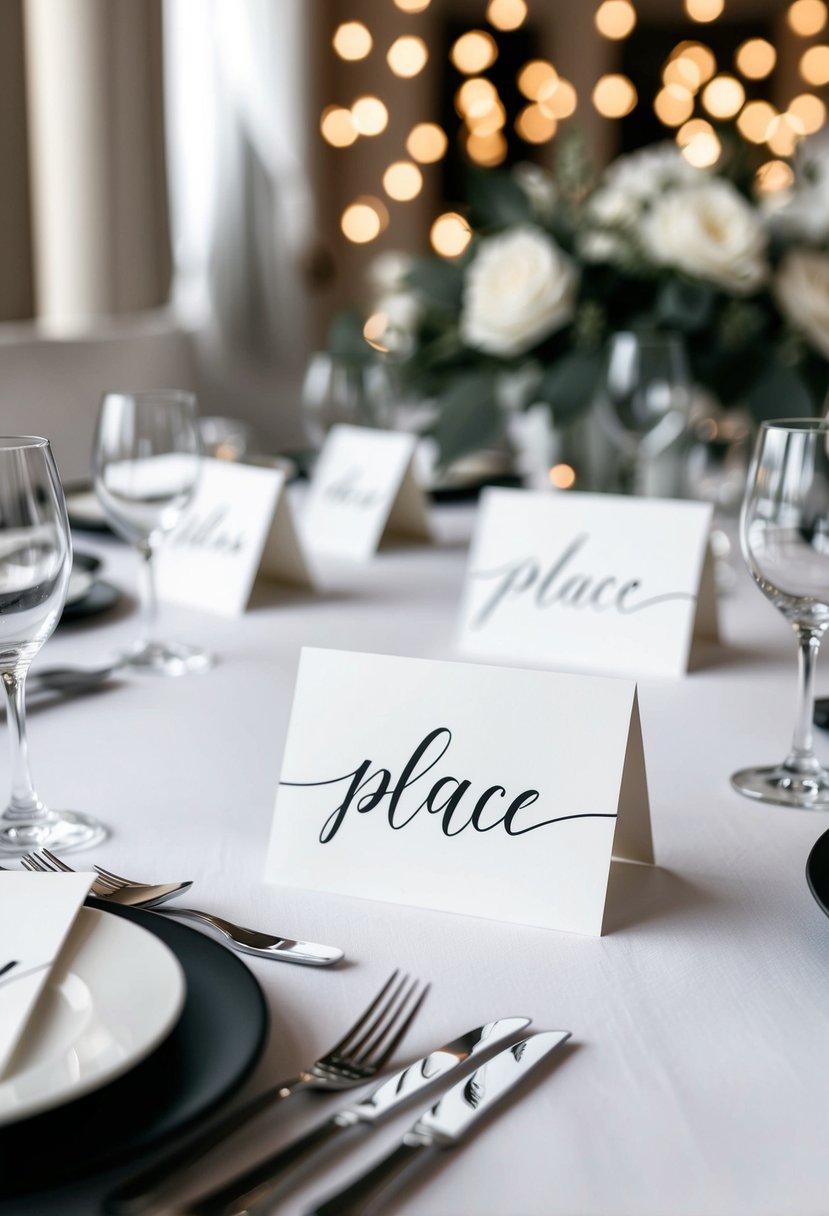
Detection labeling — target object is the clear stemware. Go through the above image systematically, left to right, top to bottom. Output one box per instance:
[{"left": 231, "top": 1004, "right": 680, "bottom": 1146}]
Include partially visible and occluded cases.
[
  {"left": 595, "top": 331, "right": 692, "bottom": 496},
  {"left": 92, "top": 391, "right": 212, "bottom": 676},
  {"left": 732, "top": 418, "right": 829, "bottom": 808},
  {"left": 0, "top": 437, "right": 107, "bottom": 854}
]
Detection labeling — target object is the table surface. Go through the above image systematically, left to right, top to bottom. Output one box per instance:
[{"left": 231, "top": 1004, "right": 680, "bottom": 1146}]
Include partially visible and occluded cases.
[{"left": 3, "top": 500, "right": 829, "bottom": 1216}]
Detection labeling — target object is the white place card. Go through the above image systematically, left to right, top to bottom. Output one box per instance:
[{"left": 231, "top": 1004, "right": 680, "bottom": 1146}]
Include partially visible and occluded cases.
[
  {"left": 302, "top": 425, "right": 432, "bottom": 561},
  {"left": 156, "top": 458, "right": 313, "bottom": 616},
  {"left": 456, "top": 488, "right": 718, "bottom": 678},
  {"left": 266, "top": 648, "right": 653, "bottom": 937},
  {"left": 0, "top": 872, "right": 93, "bottom": 1076}
]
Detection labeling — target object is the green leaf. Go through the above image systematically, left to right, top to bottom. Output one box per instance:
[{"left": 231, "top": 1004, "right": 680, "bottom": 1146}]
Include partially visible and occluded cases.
[
  {"left": 464, "top": 167, "right": 534, "bottom": 229},
  {"left": 406, "top": 258, "right": 465, "bottom": 311},
  {"left": 655, "top": 278, "right": 717, "bottom": 333},
  {"left": 326, "top": 310, "right": 372, "bottom": 364},
  {"left": 536, "top": 351, "right": 601, "bottom": 424},
  {"left": 746, "top": 351, "right": 814, "bottom": 422},
  {"left": 434, "top": 372, "right": 502, "bottom": 469}
]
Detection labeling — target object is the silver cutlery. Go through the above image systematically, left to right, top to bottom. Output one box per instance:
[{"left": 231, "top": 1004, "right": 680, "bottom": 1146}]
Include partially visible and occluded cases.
[
  {"left": 27, "top": 658, "right": 128, "bottom": 695},
  {"left": 21, "top": 849, "right": 344, "bottom": 967},
  {"left": 103, "top": 970, "right": 428, "bottom": 1216},
  {"left": 184, "top": 1016, "right": 531, "bottom": 1216},
  {"left": 310, "top": 1030, "right": 571, "bottom": 1216}
]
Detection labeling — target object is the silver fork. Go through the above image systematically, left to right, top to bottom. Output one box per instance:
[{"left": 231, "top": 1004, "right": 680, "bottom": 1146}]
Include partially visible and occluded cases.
[
  {"left": 21, "top": 849, "right": 343, "bottom": 967},
  {"left": 102, "top": 970, "right": 429, "bottom": 1216}
]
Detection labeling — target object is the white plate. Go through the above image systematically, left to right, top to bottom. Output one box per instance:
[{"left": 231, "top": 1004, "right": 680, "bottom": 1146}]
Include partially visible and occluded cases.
[{"left": 0, "top": 906, "right": 186, "bottom": 1126}]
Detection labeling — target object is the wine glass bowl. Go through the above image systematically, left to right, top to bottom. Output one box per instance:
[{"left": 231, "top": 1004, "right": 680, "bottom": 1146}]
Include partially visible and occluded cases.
[
  {"left": 93, "top": 391, "right": 212, "bottom": 676},
  {"left": 732, "top": 418, "right": 829, "bottom": 807},
  {"left": 0, "top": 437, "right": 107, "bottom": 854}
]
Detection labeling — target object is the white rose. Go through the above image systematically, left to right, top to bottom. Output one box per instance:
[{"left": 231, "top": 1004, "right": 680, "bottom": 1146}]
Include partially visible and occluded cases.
[
  {"left": 604, "top": 142, "right": 701, "bottom": 203},
  {"left": 512, "top": 162, "right": 557, "bottom": 222},
  {"left": 643, "top": 179, "right": 768, "bottom": 295},
  {"left": 461, "top": 227, "right": 578, "bottom": 357},
  {"left": 775, "top": 249, "right": 829, "bottom": 358}
]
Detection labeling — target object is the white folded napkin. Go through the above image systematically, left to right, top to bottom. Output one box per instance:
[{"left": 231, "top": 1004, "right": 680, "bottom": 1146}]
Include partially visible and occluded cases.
[{"left": 0, "top": 871, "right": 94, "bottom": 1077}]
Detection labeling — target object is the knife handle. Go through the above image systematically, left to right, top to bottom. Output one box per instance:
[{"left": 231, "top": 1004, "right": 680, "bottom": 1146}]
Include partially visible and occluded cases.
[
  {"left": 102, "top": 1076, "right": 308, "bottom": 1215},
  {"left": 185, "top": 1116, "right": 350, "bottom": 1216},
  {"left": 311, "top": 1138, "right": 430, "bottom": 1216}
]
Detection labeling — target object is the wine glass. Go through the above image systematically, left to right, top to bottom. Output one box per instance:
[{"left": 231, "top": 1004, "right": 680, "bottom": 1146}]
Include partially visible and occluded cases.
[
  {"left": 595, "top": 332, "right": 692, "bottom": 496},
  {"left": 300, "top": 353, "right": 394, "bottom": 450},
  {"left": 93, "top": 391, "right": 212, "bottom": 676},
  {"left": 732, "top": 418, "right": 829, "bottom": 808},
  {"left": 0, "top": 437, "right": 107, "bottom": 854}
]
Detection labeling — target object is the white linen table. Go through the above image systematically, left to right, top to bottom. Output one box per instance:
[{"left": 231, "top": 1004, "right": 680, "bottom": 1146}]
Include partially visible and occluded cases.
[{"left": 2, "top": 500, "right": 828, "bottom": 1216}]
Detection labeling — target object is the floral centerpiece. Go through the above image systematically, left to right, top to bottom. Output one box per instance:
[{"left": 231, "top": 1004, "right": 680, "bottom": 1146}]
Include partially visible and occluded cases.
[{"left": 330, "top": 134, "right": 829, "bottom": 470}]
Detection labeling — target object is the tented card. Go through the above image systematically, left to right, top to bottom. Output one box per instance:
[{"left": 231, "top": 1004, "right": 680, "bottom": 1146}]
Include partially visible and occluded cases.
[
  {"left": 302, "top": 425, "right": 432, "bottom": 561},
  {"left": 155, "top": 458, "right": 313, "bottom": 616},
  {"left": 456, "top": 488, "right": 718, "bottom": 678},
  {"left": 266, "top": 647, "right": 653, "bottom": 936}
]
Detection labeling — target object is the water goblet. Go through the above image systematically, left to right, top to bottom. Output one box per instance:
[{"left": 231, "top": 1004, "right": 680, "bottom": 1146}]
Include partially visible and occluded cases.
[
  {"left": 595, "top": 331, "right": 692, "bottom": 496},
  {"left": 92, "top": 391, "right": 212, "bottom": 676},
  {"left": 732, "top": 418, "right": 829, "bottom": 808},
  {"left": 0, "top": 436, "right": 107, "bottom": 854}
]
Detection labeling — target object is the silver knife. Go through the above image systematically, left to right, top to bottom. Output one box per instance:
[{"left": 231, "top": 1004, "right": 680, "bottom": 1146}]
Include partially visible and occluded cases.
[
  {"left": 183, "top": 1017, "right": 531, "bottom": 1216},
  {"left": 310, "top": 1030, "right": 571, "bottom": 1216}
]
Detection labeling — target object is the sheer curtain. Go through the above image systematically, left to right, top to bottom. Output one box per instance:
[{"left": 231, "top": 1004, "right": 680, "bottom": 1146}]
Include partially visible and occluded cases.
[{"left": 164, "top": 0, "right": 316, "bottom": 445}]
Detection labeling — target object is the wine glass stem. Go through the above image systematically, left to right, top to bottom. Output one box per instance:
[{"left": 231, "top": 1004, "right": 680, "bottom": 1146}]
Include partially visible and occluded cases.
[
  {"left": 138, "top": 543, "right": 159, "bottom": 647},
  {"left": 787, "top": 624, "right": 824, "bottom": 774},
  {"left": 1, "top": 671, "right": 45, "bottom": 819}
]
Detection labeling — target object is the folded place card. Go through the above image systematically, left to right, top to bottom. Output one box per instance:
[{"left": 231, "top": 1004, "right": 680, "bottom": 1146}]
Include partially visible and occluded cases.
[
  {"left": 302, "top": 425, "right": 432, "bottom": 561},
  {"left": 156, "top": 458, "right": 313, "bottom": 616},
  {"left": 456, "top": 488, "right": 718, "bottom": 678},
  {"left": 266, "top": 648, "right": 653, "bottom": 936},
  {"left": 0, "top": 872, "right": 93, "bottom": 1076}
]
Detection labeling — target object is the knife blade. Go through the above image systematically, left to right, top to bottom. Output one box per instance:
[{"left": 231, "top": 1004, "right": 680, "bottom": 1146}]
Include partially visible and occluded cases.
[
  {"left": 183, "top": 1017, "right": 531, "bottom": 1216},
  {"left": 310, "top": 1030, "right": 570, "bottom": 1216}
]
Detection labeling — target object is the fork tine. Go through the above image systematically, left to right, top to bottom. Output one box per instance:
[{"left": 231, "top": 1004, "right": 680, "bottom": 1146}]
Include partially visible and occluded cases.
[
  {"left": 41, "top": 848, "right": 74, "bottom": 872},
  {"left": 21, "top": 853, "right": 47, "bottom": 871},
  {"left": 20, "top": 856, "right": 39, "bottom": 871},
  {"left": 93, "top": 863, "right": 137, "bottom": 886},
  {"left": 92, "top": 872, "right": 123, "bottom": 891},
  {"left": 328, "top": 969, "right": 399, "bottom": 1057},
  {"left": 343, "top": 971, "right": 411, "bottom": 1060},
  {"left": 350, "top": 975, "right": 426, "bottom": 1065},
  {"left": 364, "top": 980, "right": 431, "bottom": 1071}
]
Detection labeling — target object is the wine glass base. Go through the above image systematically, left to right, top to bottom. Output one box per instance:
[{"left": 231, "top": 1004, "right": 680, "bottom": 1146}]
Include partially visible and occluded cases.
[
  {"left": 123, "top": 640, "right": 214, "bottom": 677},
  {"left": 731, "top": 765, "right": 829, "bottom": 809},
  {"left": 0, "top": 810, "right": 108, "bottom": 856}
]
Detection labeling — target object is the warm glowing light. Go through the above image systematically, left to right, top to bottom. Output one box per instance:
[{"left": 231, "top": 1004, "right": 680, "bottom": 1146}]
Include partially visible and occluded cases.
[
  {"left": 394, "top": 0, "right": 430, "bottom": 9},
  {"left": 486, "top": 0, "right": 527, "bottom": 31},
  {"left": 594, "top": 0, "right": 637, "bottom": 39},
  {"left": 685, "top": 0, "right": 724, "bottom": 21},
  {"left": 788, "top": 0, "right": 827, "bottom": 36},
  {"left": 332, "top": 22, "right": 372, "bottom": 61},
  {"left": 451, "top": 30, "right": 498, "bottom": 74},
  {"left": 387, "top": 35, "right": 428, "bottom": 78},
  {"left": 735, "top": 38, "right": 776, "bottom": 79},
  {"left": 676, "top": 42, "right": 717, "bottom": 84},
  {"left": 800, "top": 44, "right": 829, "bottom": 84},
  {"left": 664, "top": 56, "right": 702, "bottom": 91},
  {"left": 517, "top": 59, "right": 558, "bottom": 100},
  {"left": 592, "top": 74, "right": 637, "bottom": 118},
  {"left": 702, "top": 74, "right": 745, "bottom": 119},
  {"left": 456, "top": 77, "right": 498, "bottom": 118},
  {"left": 538, "top": 78, "right": 577, "bottom": 119},
  {"left": 654, "top": 85, "right": 694, "bottom": 127},
  {"left": 789, "top": 92, "right": 827, "bottom": 134},
  {"left": 351, "top": 96, "right": 389, "bottom": 136},
  {"left": 467, "top": 99, "right": 507, "bottom": 137},
  {"left": 737, "top": 100, "right": 777, "bottom": 143},
  {"left": 516, "top": 103, "right": 558, "bottom": 142},
  {"left": 320, "top": 106, "right": 358, "bottom": 147},
  {"left": 767, "top": 112, "right": 806, "bottom": 156},
  {"left": 677, "top": 117, "right": 715, "bottom": 146},
  {"left": 406, "top": 122, "right": 448, "bottom": 163},
  {"left": 466, "top": 129, "right": 508, "bottom": 166},
  {"left": 681, "top": 129, "right": 721, "bottom": 168},
  {"left": 756, "top": 160, "right": 796, "bottom": 194},
  {"left": 382, "top": 161, "right": 423, "bottom": 202},
  {"left": 341, "top": 198, "right": 386, "bottom": 243},
  {"left": 430, "top": 212, "right": 472, "bottom": 257},
  {"left": 363, "top": 314, "right": 389, "bottom": 352},
  {"left": 549, "top": 464, "right": 576, "bottom": 490}
]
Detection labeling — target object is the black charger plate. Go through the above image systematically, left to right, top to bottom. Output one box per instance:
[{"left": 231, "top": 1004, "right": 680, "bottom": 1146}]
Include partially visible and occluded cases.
[
  {"left": 806, "top": 827, "right": 829, "bottom": 919},
  {"left": 0, "top": 898, "right": 269, "bottom": 1197}
]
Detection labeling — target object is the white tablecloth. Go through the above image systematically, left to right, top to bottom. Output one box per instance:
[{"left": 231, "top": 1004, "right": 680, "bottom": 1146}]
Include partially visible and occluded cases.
[{"left": 4, "top": 502, "right": 829, "bottom": 1216}]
